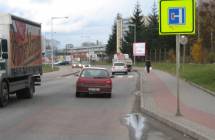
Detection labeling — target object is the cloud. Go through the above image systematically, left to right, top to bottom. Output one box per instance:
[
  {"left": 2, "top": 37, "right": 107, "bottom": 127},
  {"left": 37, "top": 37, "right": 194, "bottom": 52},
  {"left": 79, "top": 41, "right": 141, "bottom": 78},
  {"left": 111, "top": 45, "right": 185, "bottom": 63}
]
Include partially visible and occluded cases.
[
  {"left": 0, "top": 0, "right": 157, "bottom": 46},
  {"left": 0, "top": 0, "right": 109, "bottom": 31}
]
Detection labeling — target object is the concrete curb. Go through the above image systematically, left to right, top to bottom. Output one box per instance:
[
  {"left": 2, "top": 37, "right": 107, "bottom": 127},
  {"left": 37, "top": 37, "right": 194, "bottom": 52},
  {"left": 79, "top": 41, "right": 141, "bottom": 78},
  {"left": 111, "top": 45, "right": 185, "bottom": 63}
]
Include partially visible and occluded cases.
[
  {"left": 187, "top": 81, "right": 215, "bottom": 97},
  {"left": 141, "top": 106, "right": 214, "bottom": 140}
]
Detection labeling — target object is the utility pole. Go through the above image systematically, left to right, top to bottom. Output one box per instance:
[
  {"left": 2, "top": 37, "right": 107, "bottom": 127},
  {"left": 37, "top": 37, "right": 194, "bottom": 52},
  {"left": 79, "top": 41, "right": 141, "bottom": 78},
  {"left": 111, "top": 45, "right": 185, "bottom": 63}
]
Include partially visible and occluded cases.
[
  {"left": 197, "top": 0, "right": 202, "bottom": 40},
  {"left": 116, "top": 14, "right": 123, "bottom": 54},
  {"left": 51, "top": 16, "right": 68, "bottom": 70},
  {"left": 51, "top": 18, "right": 54, "bottom": 69},
  {"left": 133, "top": 25, "right": 136, "bottom": 65},
  {"left": 211, "top": 30, "right": 214, "bottom": 52}
]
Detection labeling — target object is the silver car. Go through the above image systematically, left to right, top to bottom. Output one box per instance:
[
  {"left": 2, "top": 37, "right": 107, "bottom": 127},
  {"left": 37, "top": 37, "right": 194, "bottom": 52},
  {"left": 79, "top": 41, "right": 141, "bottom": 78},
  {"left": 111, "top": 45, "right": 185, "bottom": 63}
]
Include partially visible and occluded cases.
[{"left": 111, "top": 62, "right": 128, "bottom": 75}]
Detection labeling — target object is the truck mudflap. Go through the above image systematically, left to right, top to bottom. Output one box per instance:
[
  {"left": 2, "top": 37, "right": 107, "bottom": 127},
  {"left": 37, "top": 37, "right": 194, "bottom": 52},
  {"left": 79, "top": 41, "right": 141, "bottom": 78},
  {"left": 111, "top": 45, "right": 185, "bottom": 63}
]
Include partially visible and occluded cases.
[{"left": 34, "top": 75, "right": 41, "bottom": 86}]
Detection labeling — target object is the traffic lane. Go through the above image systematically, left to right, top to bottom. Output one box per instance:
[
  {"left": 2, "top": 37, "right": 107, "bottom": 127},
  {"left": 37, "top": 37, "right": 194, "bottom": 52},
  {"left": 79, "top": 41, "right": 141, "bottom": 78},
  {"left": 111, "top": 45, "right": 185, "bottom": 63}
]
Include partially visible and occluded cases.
[{"left": 0, "top": 71, "right": 138, "bottom": 140}]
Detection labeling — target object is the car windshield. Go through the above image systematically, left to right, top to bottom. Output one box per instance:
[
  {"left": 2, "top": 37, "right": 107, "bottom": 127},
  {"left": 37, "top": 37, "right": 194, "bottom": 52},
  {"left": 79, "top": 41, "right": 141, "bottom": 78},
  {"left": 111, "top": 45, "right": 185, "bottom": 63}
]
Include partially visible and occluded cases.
[
  {"left": 114, "top": 63, "right": 125, "bottom": 66},
  {"left": 80, "top": 69, "right": 109, "bottom": 78}
]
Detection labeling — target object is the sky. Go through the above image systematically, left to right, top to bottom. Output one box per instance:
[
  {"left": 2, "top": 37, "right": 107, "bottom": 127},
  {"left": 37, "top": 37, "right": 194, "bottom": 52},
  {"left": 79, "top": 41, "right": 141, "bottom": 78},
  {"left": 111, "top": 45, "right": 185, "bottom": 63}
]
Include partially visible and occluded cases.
[{"left": 0, "top": 0, "right": 157, "bottom": 48}]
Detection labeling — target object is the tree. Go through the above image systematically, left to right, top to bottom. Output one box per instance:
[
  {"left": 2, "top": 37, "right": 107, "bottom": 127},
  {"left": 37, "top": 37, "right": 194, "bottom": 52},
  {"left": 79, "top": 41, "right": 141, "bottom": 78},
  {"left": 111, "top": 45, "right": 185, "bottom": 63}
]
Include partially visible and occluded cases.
[
  {"left": 199, "top": 0, "right": 215, "bottom": 52},
  {"left": 146, "top": 1, "right": 175, "bottom": 61},
  {"left": 146, "top": 1, "right": 159, "bottom": 58},
  {"left": 122, "top": 2, "right": 146, "bottom": 60},
  {"left": 105, "top": 22, "right": 117, "bottom": 60},
  {"left": 191, "top": 39, "right": 203, "bottom": 63}
]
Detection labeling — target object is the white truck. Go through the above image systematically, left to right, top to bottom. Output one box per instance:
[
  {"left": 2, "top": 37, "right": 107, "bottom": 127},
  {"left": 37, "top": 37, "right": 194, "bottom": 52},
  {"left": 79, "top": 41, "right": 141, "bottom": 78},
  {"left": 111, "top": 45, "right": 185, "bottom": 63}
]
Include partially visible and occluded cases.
[
  {"left": 0, "top": 13, "right": 42, "bottom": 107},
  {"left": 112, "top": 53, "right": 133, "bottom": 72}
]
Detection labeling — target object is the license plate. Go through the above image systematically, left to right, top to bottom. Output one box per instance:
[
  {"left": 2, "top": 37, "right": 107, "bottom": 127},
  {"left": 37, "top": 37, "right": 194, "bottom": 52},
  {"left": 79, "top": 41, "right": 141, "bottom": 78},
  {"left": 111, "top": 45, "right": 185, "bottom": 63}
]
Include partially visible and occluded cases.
[{"left": 88, "top": 88, "right": 100, "bottom": 94}]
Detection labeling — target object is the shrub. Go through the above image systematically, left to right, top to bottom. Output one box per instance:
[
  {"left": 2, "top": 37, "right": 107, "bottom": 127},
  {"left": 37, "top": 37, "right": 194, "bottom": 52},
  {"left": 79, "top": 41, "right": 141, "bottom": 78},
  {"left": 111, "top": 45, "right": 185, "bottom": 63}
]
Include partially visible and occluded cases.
[
  {"left": 191, "top": 40, "right": 203, "bottom": 63},
  {"left": 168, "top": 49, "right": 176, "bottom": 62},
  {"left": 207, "top": 52, "right": 215, "bottom": 63}
]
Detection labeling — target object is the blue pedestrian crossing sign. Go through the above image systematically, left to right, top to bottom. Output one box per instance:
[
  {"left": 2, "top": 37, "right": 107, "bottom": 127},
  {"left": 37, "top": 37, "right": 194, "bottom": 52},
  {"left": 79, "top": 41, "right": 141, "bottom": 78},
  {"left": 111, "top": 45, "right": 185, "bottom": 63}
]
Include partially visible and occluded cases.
[
  {"left": 159, "top": 0, "right": 196, "bottom": 35},
  {"left": 168, "top": 8, "right": 185, "bottom": 25}
]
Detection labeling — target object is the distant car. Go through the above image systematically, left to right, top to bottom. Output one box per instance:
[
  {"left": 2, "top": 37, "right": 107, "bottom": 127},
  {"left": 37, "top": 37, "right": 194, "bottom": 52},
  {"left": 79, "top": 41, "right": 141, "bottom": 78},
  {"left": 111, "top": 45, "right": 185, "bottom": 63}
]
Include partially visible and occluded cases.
[
  {"left": 54, "top": 61, "right": 69, "bottom": 66},
  {"left": 81, "top": 61, "right": 91, "bottom": 68},
  {"left": 72, "top": 62, "right": 80, "bottom": 68},
  {"left": 112, "top": 62, "right": 128, "bottom": 75},
  {"left": 76, "top": 67, "right": 113, "bottom": 98}
]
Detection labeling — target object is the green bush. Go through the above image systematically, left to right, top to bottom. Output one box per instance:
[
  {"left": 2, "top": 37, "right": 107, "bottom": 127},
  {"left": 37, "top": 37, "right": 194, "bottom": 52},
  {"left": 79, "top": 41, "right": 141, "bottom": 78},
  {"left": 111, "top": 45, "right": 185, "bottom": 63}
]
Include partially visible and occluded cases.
[{"left": 191, "top": 40, "right": 203, "bottom": 63}]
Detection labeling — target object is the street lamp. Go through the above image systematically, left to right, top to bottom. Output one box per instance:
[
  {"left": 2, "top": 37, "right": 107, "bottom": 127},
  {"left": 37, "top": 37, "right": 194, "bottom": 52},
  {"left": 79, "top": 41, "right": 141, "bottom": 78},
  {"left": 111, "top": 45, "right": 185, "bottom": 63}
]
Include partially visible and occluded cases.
[
  {"left": 51, "top": 16, "right": 68, "bottom": 69},
  {"left": 129, "top": 24, "right": 136, "bottom": 65}
]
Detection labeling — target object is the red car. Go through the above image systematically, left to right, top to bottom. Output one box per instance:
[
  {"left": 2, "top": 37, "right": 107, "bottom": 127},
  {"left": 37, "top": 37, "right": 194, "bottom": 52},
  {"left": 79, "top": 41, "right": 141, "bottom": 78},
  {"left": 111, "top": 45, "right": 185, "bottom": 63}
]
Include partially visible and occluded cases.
[{"left": 76, "top": 67, "right": 113, "bottom": 98}]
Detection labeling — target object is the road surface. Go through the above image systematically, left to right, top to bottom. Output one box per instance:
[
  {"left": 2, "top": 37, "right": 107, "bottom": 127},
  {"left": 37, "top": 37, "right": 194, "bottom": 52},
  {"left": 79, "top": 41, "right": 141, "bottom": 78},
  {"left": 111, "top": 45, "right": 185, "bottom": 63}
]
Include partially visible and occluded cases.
[{"left": 0, "top": 68, "right": 195, "bottom": 140}]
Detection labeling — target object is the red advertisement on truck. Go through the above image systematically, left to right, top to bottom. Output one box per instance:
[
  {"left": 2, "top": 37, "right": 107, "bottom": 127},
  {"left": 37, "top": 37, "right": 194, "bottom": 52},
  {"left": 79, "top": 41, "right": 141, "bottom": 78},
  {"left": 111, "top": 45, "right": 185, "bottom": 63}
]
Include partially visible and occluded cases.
[{"left": 9, "top": 18, "right": 42, "bottom": 69}]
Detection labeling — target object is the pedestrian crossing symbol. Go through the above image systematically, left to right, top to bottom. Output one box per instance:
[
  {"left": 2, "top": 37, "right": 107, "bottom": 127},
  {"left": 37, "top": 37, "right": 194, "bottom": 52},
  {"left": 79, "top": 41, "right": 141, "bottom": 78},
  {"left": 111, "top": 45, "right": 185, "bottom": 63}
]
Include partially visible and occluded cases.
[
  {"left": 159, "top": 0, "right": 195, "bottom": 35},
  {"left": 168, "top": 8, "right": 185, "bottom": 25}
]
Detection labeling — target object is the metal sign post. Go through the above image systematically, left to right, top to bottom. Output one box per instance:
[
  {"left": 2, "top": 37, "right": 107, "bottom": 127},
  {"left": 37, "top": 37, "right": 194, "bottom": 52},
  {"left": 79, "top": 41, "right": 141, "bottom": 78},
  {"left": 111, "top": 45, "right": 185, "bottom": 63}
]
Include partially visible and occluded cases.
[
  {"left": 176, "top": 35, "right": 182, "bottom": 116},
  {"left": 180, "top": 35, "right": 188, "bottom": 71}
]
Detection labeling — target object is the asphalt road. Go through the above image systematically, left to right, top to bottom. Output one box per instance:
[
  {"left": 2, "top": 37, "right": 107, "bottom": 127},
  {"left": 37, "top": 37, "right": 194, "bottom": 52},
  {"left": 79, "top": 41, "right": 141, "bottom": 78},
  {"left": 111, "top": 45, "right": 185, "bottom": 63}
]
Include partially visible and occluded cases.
[{"left": 0, "top": 68, "right": 195, "bottom": 140}]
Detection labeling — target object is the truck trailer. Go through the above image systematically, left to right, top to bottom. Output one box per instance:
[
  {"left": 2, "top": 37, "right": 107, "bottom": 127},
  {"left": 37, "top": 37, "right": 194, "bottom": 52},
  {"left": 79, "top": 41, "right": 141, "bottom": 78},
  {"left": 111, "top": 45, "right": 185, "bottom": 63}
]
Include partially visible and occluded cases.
[{"left": 0, "top": 13, "right": 42, "bottom": 107}]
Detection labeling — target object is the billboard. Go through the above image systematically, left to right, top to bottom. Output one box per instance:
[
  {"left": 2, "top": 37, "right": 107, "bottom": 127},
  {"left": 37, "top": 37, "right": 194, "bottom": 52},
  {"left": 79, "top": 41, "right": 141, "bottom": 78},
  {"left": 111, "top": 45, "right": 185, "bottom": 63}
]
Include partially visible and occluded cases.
[{"left": 133, "top": 43, "right": 146, "bottom": 56}]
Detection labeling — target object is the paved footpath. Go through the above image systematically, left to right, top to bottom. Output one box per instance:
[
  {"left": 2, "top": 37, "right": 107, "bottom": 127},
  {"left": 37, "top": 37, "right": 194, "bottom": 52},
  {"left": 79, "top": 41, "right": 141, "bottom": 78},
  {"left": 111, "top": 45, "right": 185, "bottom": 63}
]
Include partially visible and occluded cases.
[{"left": 140, "top": 69, "right": 215, "bottom": 140}]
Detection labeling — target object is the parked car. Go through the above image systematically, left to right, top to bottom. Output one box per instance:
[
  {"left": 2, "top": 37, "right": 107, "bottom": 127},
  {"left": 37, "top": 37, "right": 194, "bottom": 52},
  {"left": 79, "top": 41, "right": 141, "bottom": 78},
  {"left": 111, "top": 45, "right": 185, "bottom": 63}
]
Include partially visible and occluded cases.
[
  {"left": 112, "top": 62, "right": 128, "bottom": 75},
  {"left": 76, "top": 67, "right": 113, "bottom": 98}
]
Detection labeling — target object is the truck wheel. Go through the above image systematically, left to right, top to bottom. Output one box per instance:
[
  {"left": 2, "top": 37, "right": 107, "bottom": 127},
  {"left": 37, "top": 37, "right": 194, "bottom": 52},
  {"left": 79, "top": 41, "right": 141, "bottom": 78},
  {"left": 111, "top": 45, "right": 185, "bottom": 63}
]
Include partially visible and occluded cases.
[
  {"left": 24, "top": 79, "right": 35, "bottom": 99},
  {"left": 0, "top": 82, "right": 9, "bottom": 107}
]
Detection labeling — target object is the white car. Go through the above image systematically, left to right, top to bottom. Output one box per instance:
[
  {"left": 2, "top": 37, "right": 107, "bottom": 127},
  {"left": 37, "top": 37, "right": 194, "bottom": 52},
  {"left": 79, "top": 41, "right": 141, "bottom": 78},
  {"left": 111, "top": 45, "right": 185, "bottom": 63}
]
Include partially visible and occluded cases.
[{"left": 112, "top": 62, "right": 128, "bottom": 75}]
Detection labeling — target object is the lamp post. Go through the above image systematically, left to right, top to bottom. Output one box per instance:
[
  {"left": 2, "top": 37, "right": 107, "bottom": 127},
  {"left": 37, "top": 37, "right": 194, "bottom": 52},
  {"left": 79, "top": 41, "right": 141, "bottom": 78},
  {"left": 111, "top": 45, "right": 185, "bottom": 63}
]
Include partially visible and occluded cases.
[
  {"left": 51, "top": 16, "right": 68, "bottom": 69},
  {"left": 129, "top": 24, "right": 136, "bottom": 65}
]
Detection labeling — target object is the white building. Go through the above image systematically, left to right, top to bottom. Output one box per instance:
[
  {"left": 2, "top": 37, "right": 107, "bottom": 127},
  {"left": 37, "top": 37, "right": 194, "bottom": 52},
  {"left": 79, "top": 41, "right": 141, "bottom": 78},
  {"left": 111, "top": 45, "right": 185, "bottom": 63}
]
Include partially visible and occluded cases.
[{"left": 70, "top": 42, "right": 106, "bottom": 62}]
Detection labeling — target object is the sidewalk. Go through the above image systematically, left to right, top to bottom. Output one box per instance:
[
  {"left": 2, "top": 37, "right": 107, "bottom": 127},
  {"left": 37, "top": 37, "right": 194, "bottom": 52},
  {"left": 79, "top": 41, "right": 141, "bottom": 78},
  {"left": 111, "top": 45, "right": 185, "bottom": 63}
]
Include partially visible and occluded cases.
[{"left": 140, "top": 69, "right": 215, "bottom": 140}]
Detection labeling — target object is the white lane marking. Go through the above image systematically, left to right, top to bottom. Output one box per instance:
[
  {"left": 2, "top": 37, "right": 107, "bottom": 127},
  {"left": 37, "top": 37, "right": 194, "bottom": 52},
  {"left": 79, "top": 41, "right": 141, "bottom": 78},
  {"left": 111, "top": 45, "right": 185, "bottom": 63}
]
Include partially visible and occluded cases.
[
  {"left": 114, "top": 74, "right": 135, "bottom": 79},
  {"left": 115, "top": 75, "right": 124, "bottom": 78},
  {"left": 128, "top": 75, "right": 134, "bottom": 78}
]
